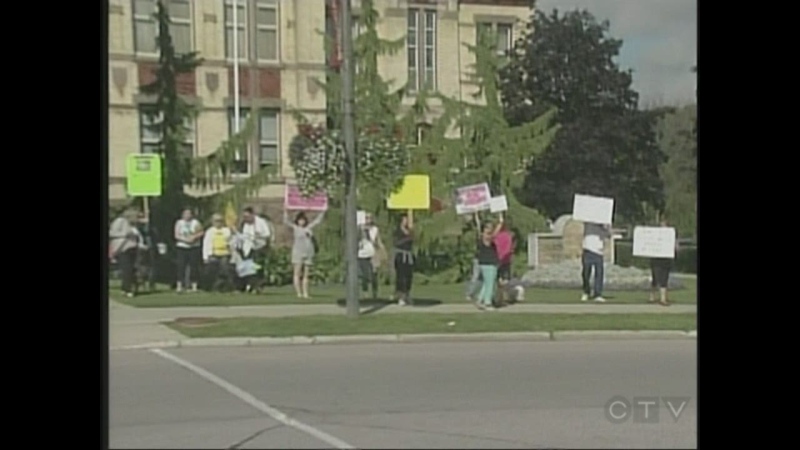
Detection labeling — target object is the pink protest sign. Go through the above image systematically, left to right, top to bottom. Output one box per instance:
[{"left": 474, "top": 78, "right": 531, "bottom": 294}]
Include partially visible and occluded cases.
[
  {"left": 454, "top": 183, "right": 491, "bottom": 215},
  {"left": 284, "top": 184, "right": 328, "bottom": 211}
]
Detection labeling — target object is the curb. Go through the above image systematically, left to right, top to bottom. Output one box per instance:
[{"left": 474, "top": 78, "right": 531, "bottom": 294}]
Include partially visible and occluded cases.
[
  {"left": 110, "top": 329, "right": 696, "bottom": 350},
  {"left": 551, "top": 330, "right": 692, "bottom": 341}
]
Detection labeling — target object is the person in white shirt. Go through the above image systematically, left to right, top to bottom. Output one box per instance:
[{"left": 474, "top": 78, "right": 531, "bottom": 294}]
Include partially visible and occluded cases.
[
  {"left": 236, "top": 207, "right": 271, "bottom": 293},
  {"left": 109, "top": 208, "right": 142, "bottom": 297},
  {"left": 174, "top": 208, "right": 204, "bottom": 293},
  {"left": 357, "top": 213, "right": 383, "bottom": 300},
  {"left": 202, "top": 214, "right": 235, "bottom": 292},
  {"left": 581, "top": 222, "right": 611, "bottom": 302}
]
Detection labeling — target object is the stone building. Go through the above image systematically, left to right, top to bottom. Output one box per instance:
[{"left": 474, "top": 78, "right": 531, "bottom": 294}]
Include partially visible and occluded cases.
[{"left": 108, "top": 0, "right": 531, "bottom": 208}]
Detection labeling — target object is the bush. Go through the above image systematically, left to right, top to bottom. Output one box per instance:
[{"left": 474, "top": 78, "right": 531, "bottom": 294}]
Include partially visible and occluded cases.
[{"left": 614, "top": 240, "right": 696, "bottom": 274}]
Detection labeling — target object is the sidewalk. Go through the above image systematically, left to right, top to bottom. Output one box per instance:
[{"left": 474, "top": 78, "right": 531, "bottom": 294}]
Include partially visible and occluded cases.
[{"left": 110, "top": 301, "right": 696, "bottom": 323}]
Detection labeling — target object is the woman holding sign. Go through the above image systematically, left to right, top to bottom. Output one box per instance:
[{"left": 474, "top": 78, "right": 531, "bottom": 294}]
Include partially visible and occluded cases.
[
  {"left": 283, "top": 210, "right": 325, "bottom": 298},
  {"left": 393, "top": 211, "right": 415, "bottom": 306},
  {"left": 474, "top": 214, "right": 504, "bottom": 311},
  {"left": 649, "top": 219, "right": 679, "bottom": 306}
]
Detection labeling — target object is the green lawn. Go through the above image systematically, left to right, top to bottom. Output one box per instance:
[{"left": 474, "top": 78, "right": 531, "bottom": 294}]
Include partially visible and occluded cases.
[
  {"left": 110, "top": 278, "right": 696, "bottom": 308},
  {"left": 167, "top": 313, "right": 697, "bottom": 338}
]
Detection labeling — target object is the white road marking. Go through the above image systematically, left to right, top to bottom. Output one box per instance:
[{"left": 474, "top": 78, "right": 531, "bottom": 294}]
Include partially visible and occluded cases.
[{"left": 150, "top": 348, "right": 357, "bottom": 449}]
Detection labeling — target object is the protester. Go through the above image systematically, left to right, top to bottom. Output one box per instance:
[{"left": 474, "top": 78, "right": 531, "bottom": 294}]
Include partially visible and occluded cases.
[
  {"left": 238, "top": 207, "right": 271, "bottom": 293},
  {"left": 109, "top": 208, "right": 142, "bottom": 297},
  {"left": 174, "top": 208, "right": 204, "bottom": 293},
  {"left": 134, "top": 210, "right": 159, "bottom": 292},
  {"left": 283, "top": 210, "right": 325, "bottom": 298},
  {"left": 393, "top": 211, "right": 414, "bottom": 306},
  {"left": 202, "top": 213, "right": 235, "bottom": 292},
  {"left": 357, "top": 213, "right": 383, "bottom": 300},
  {"left": 474, "top": 214, "right": 504, "bottom": 311},
  {"left": 649, "top": 218, "right": 679, "bottom": 306},
  {"left": 494, "top": 221, "right": 514, "bottom": 305},
  {"left": 580, "top": 222, "right": 612, "bottom": 303},
  {"left": 231, "top": 231, "right": 259, "bottom": 293},
  {"left": 502, "top": 277, "right": 526, "bottom": 303}
]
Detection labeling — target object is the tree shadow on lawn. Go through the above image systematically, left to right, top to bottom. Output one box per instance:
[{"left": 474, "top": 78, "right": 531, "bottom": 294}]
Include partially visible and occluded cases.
[{"left": 335, "top": 297, "right": 443, "bottom": 315}]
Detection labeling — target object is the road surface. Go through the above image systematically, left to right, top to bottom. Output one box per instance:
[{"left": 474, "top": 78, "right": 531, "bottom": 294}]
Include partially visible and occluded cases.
[{"left": 110, "top": 341, "right": 696, "bottom": 448}]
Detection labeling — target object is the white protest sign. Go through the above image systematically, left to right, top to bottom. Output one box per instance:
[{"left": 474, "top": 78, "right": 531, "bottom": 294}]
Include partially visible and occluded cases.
[
  {"left": 572, "top": 194, "right": 614, "bottom": 224},
  {"left": 489, "top": 195, "right": 508, "bottom": 213},
  {"left": 356, "top": 210, "right": 367, "bottom": 226},
  {"left": 633, "top": 226, "right": 677, "bottom": 258}
]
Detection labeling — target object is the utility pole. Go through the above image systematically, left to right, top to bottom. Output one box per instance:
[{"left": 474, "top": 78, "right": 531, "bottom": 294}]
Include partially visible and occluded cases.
[{"left": 340, "top": 0, "right": 359, "bottom": 318}]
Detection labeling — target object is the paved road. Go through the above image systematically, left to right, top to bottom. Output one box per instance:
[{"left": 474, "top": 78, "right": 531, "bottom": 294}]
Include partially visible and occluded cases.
[{"left": 110, "top": 340, "right": 696, "bottom": 448}]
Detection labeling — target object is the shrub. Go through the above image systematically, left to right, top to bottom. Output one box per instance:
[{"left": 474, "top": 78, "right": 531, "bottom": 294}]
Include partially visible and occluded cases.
[{"left": 614, "top": 240, "right": 696, "bottom": 274}]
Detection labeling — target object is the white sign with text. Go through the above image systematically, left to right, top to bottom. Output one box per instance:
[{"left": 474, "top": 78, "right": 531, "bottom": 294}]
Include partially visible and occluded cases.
[
  {"left": 572, "top": 194, "right": 614, "bottom": 224},
  {"left": 489, "top": 195, "right": 508, "bottom": 213},
  {"left": 356, "top": 210, "right": 367, "bottom": 226},
  {"left": 633, "top": 226, "right": 677, "bottom": 258}
]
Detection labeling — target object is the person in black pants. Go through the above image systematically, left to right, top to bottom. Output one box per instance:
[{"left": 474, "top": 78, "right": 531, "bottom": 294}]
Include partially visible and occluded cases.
[
  {"left": 109, "top": 208, "right": 142, "bottom": 297},
  {"left": 174, "top": 208, "right": 204, "bottom": 292},
  {"left": 135, "top": 211, "right": 159, "bottom": 292},
  {"left": 393, "top": 211, "right": 415, "bottom": 306},
  {"left": 649, "top": 219, "right": 679, "bottom": 306}
]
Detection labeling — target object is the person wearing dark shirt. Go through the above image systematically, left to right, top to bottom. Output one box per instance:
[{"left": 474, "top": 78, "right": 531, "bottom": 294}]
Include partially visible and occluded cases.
[
  {"left": 135, "top": 211, "right": 159, "bottom": 292},
  {"left": 393, "top": 211, "right": 415, "bottom": 306},
  {"left": 474, "top": 214, "right": 504, "bottom": 311}
]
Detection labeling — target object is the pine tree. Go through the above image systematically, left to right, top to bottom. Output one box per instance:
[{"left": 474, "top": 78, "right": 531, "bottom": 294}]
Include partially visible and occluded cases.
[
  {"left": 288, "top": 0, "right": 417, "bottom": 279},
  {"left": 289, "top": 0, "right": 411, "bottom": 202},
  {"left": 139, "top": 1, "right": 272, "bottom": 245},
  {"left": 401, "top": 29, "right": 559, "bottom": 279}
]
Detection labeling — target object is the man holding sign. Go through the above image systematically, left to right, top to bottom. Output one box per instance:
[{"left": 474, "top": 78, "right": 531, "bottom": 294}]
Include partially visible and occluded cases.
[
  {"left": 572, "top": 194, "right": 614, "bottom": 303},
  {"left": 581, "top": 223, "right": 611, "bottom": 303}
]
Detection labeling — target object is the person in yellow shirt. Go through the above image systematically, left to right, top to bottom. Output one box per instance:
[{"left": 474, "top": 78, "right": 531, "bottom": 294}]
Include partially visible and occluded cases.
[{"left": 202, "top": 214, "right": 234, "bottom": 292}]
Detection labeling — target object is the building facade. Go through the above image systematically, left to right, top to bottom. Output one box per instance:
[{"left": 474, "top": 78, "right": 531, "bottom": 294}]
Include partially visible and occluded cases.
[{"left": 108, "top": 0, "right": 530, "bottom": 205}]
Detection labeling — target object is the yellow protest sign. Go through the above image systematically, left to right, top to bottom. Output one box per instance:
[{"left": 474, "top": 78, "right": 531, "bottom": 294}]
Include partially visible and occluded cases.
[{"left": 387, "top": 175, "right": 430, "bottom": 210}]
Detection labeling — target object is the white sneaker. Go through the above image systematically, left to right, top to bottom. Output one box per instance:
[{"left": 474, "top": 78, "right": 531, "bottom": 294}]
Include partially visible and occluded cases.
[
  {"left": 125, "top": 292, "right": 134, "bottom": 298},
  {"left": 580, "top": 294, "right": 589, "bottom": 302},
  {"left": 594, "top": 297, "right": 606, "bottom": 303},
  {"left": 398, "top": 299, "right": 407, "bottom": 306},
  {"left": 484, "top": 306, "right": 496, "bottom": 311}
]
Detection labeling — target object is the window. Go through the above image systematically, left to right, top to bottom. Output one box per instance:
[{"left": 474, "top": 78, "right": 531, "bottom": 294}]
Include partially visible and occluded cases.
[
  {"left": 133, "top": 0, "right": 192, "bottom": 54},
  {"left": 224, "top": 0, "right": 247, "bottom": 59},
  {"left": 225, "top": 0, "right": 280, "bottom": 61},
  {"left": 256, "top": 0, "right": 279, "bottom": 61},
  {"left": 407, "top": 9, "right": 437, "bottom": 92},
  {"left": 477, "top": 21, "right": 513, "bottom": 56},
  {"left": 138, "top": 106, "right": 195, "bottom": 158},
  {"left": 228, "top": 108, "right": 251, "bottom": 174},
  {"left": 258, "top": 110, "right": 279, "bottom": 167},
  {"left": 415, "top": 123, "right": 431, "bottom": 146}
]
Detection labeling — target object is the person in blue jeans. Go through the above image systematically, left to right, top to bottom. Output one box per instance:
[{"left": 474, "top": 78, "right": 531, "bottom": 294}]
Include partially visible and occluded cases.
[
  {"left": 474, "top": 214, "right": 504, "bottom": 310},
  {"left": 581, "top": 222, "right": 611, "bottom": 303}
]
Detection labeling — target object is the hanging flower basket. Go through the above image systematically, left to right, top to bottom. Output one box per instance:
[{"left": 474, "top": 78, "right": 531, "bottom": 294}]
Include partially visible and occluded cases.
[{"left": 289, "top": 123, "right": 410, "bottom": 196}]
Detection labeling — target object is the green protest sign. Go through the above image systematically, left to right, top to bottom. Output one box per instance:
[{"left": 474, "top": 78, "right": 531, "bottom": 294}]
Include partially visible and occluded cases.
[{"left": 126, "top": 154, "right": 162, "bottom": 197}]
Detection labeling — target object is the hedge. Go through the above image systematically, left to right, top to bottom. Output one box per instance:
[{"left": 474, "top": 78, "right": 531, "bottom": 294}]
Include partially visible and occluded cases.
[{"left": 614, "top": 240, "right": 696, "bottom": 274}]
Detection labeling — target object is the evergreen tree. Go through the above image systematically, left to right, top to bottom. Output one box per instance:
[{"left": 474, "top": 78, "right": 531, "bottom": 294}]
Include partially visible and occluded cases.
[
  {"left": 288, "top": 0, "right": 416, "bottom": 279},
  {"left": 139, "top": 1, "right": 271, "bottom": 245},
  {"left": 402, "top": 28, "right": 558, "bottom": 279}
]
